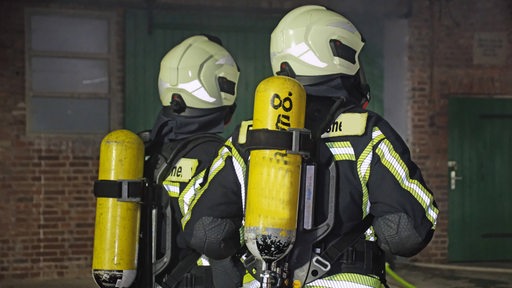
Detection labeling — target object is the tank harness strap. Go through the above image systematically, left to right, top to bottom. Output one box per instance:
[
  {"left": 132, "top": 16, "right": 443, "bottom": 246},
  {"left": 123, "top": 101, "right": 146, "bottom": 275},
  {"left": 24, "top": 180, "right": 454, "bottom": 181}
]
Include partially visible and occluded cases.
[
  {"left": 244, "top": 128, "right": 313, "bottom": 156},
  {"left": 153, "top": 133, "right": 225, "bottom": 183},
  {"left": 150, "top": 134, "right": 225, "bottom": 288},
  {"left": 93, "top": 179, "right": 145, "bottom": 201},
  {"left": 301, "top": 214, "right": 379, "bottom": 284},
  {"left": 319, "top": 214, "right": 387, "bottom": 286},
  {"left": 320, "top": 215, "right": 374, "bottom": 264},
  {"left": 338, "top": 240, "right": 387, "bottom": 286},
  {"left": 160, "top": 251, "right": 201, "bottom": 288}
]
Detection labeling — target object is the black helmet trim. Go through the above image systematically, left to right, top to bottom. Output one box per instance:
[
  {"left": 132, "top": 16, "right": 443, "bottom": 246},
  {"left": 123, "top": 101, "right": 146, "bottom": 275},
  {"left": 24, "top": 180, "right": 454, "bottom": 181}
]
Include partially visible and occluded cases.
[
  {"left": 329, "top": 39, "right": 356, "bottom": 65},
  {"left": 276, "top": 62, "right": 296, "bottom": 78},
  {"left": 218, "top": 76, "right": 236, "bottom": 95},
  {"left": 170, "top": 93, "right": 187, "bottom": 114}
]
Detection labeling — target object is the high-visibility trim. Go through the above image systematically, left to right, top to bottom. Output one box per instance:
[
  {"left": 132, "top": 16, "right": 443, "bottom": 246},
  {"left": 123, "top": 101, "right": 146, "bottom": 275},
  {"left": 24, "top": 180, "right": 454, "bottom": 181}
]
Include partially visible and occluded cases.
[
  {"left": 321, "top": 112, "right": 368, "bottom": 138},
  {"left": 358, "top": 128, "right": 386, "bottom": 216},
  {"left": 327, "top": 129, "right": 386, "bottom": 241},
  {"left": 180, "top": 137, "right": 247, "bottom": 228},
  {"left": 226, "top": 139, "right": 247, "bottom": 214},
  {"left": 375, "top": 139, "right": 439, "bottom": 227},
  {"left": 326, "top": 141, "right": 355, "bottom": 161},
  {"left": 358, "top": 141, "right": 372, "bottom": 217},
  {"left": 165, "top": 157, "right": 199, "bottom": 182},
  {"left": 179, "top": 169, "right": 207, "bottom": 228},
  {"left": 163, "top": 181, "right": 180, "bottom": 198},
  {"left": 197, "top": 256, "right": 210, "bottom": 266},
  {"left": 306, "top": 272, "right": 381, "bottom": 288},
  {"left": 242, "top": 274, "right": 260, "bottom": 288}
]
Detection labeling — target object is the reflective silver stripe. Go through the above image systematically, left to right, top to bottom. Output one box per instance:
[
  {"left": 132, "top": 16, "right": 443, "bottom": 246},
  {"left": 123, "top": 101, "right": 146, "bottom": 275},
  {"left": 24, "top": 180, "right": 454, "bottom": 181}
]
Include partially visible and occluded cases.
[
  {"left": 326, "top": 128, "right": 386, "bottom": 241},
  {"left": 358, "top": 128, "right": 385, "bottom": 218},
  {"left": 180, "top": 138, "right": 247, "bottom": 229},
  {"left": 226, "top": 138, "right": 247, "bottom": 214},
  {"left": 376, "top": 139, "right": 439, "bottom": 227},
  {"left": 326, "top": 141, "right": 355, "bottom": 161},
  {"left": 180, "top": 170, "right": 207, "bottom": 228},
  {"left": 163, "top": 181, "right": 180, "bottom": 198},
  {"left": 197, "top": 255, "right": 210, "bottom": 266},
  {"left": 306, "top": 272, "right": 381, "bottom": 288},
  {"left": 243, "top": 279, "right": 261, "bottom": 288},
  {"left": 306, "top": 279, "right": 376, "bottom": 288}
]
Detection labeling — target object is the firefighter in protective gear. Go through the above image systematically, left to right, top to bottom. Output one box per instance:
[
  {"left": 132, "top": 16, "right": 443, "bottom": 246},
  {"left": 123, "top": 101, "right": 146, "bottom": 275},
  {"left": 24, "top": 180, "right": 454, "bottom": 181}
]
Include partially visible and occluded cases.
[
  {"left": 199, "top": 5, "right": 438, "bottom": 288},
  {"left": 271, "top": 5, "right": 438, "bottom": 287},
  {"left": 143, "top": 34, "right": 245, "bottom": 288}
]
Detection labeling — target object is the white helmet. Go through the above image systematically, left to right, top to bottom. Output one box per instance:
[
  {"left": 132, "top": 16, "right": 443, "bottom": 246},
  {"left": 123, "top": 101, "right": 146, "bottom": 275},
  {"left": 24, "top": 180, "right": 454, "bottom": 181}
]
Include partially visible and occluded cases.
[
  {"left": 271, "top": 5, "right": 364, "bottom": 80},
  {"left": 158, "top": 35, "right": 239, "bottom": 114}
]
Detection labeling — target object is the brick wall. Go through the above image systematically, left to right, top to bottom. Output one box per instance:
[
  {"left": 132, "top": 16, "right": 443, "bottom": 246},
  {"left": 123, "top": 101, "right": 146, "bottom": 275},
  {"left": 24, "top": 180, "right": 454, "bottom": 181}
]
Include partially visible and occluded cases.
[
  {"left": 0, "top": 0, "right": 124, "bottom": 281},
  {"left": 409, "top": 0, "right": 512, "bottom": 263}
]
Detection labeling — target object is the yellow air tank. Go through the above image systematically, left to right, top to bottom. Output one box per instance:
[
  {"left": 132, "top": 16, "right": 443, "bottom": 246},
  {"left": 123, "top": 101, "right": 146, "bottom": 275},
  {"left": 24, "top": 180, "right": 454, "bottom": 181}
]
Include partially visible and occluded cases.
[
  {"left": 245, "top": 75, "right": 306, "bottom": 263},
  {"left": 92, "top": 129, "right": 144, "bottom": 288}
]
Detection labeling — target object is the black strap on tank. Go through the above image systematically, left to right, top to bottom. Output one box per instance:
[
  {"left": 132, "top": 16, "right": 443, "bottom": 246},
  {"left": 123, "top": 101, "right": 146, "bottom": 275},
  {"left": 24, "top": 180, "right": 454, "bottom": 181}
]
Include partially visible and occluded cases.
[
  {"left": 244, "top": 128, "right": 313, "bottom": 157},
  {"left": 93, "top": 179, "right": 145, "bottom": 200}
]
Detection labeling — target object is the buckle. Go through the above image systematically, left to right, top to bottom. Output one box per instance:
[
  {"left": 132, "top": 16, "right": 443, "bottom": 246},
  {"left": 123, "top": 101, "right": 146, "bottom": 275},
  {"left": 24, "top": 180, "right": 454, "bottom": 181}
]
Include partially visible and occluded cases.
[{"left": 287, "top": 128, "right": 312, "bottom": 158}]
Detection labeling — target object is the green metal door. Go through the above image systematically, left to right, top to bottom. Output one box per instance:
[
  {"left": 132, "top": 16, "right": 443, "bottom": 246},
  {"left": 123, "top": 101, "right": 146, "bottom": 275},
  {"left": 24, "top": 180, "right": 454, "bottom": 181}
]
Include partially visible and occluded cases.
[{"left": 448, "top": 97, "right": 512, "bottom": 262}]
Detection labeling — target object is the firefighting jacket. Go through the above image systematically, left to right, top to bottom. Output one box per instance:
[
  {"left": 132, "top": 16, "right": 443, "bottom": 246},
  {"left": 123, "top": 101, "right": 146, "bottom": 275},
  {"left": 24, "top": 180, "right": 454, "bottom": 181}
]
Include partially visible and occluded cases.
[
  {"left": 200, "top": 106, "right": 438, "bottom": 287},
  {"left": 302, "top": 106, "right": 438, "bottom": 287},
  {"left": 310, "top": 106, "right": 438, "bottom": 254},
  {"left": 147, "top": 133, "right": 244, "bottom": 287}
]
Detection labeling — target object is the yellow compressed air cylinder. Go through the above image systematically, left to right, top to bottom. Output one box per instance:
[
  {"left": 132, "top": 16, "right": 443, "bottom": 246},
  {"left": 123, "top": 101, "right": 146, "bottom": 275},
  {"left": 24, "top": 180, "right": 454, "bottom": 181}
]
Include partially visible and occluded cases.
[
  {"left": 245, "top": 75, "right": 306, "bottom": 262},
  {"left": 92, "top": 129, "right": 144, "bottom": 288}
]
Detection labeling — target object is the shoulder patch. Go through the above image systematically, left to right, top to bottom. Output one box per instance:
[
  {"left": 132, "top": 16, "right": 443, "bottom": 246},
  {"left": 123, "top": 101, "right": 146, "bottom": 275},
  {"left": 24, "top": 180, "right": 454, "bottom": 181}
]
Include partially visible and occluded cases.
[
  {"left": 321, "top": 112, "right": 368, "bottom": 138},
  {"left": 165, "top": 158, "right": 199, "bottom": 182}
]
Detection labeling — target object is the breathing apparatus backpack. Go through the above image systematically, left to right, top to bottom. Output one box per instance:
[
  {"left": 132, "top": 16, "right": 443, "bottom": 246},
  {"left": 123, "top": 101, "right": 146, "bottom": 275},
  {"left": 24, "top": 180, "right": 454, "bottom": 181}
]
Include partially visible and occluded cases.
[
  {"left": 237, "top": 76, "right": 383, "bottom": 287},
  {"left": 134, "top": 131, "right": 225, "bottom": 288}
]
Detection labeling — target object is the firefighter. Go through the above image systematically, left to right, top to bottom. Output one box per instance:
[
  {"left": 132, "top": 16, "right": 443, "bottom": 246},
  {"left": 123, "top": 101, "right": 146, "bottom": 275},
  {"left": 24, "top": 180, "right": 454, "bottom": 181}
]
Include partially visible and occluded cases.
[
  {"left": 198, "top": 5, "right": 439, "bottom": 288},
  {"left": 267, "top": 5, "right": 438, "bottom": 287},
  {"left": 143, "top": 34, "right": 245, "bottom": 288}
]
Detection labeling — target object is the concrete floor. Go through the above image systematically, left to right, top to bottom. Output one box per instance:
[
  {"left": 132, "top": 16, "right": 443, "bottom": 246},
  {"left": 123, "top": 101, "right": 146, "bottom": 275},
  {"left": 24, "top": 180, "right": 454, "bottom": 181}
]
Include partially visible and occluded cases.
[{"left": 2, "top": 262, "right": 512, "bottom": 288}]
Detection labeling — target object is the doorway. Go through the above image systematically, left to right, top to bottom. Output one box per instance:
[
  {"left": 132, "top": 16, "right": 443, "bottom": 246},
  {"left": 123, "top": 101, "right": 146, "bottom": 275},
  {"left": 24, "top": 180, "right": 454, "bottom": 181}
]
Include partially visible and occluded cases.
[{"left": 448, "top": 96, "right": 512, "bottom": 261}]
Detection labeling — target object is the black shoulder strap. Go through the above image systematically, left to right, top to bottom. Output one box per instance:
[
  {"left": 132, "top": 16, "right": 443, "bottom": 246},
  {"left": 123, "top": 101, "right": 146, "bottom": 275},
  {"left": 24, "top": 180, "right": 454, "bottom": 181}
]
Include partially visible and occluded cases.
[
  {"left": 153, "top": 133, "right": 224, "bottom": 184},
  {"left": 292, "top": 214, "right": 375, "bottom": 284},
  {"left": 160, "top": 251, "right": 202, "bottom": 288}
]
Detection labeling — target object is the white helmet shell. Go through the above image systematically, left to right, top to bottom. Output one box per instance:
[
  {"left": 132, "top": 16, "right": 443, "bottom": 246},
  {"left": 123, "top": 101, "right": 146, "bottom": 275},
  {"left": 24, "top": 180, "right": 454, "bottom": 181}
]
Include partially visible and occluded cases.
[
  {"left": 270, "top": 5, "right": 364, "bottom": 77},
  {"left": 158, "top": 35, "right": 239, "bottom": 109}
]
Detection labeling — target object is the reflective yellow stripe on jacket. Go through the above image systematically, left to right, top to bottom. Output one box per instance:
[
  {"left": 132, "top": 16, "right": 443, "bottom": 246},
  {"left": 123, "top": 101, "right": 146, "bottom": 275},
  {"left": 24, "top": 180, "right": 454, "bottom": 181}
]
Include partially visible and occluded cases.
[
  {"left": 179, "top": 137, "right": 247, "bottom": 229},
  {"left": 306, "top": 273, "right": 382, "bottom": 288}
]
